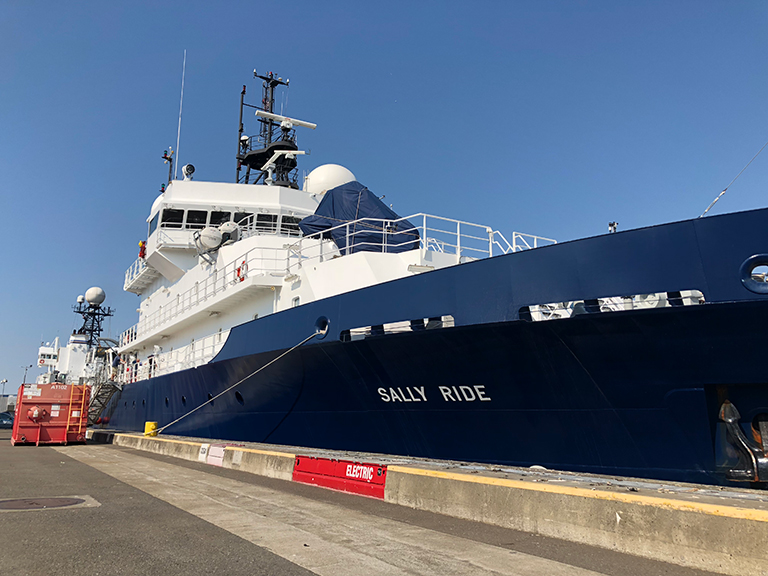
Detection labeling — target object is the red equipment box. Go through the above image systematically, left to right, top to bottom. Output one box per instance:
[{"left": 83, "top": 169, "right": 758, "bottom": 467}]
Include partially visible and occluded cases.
[
  {"left": 11, "top": 383, "right": 89, "bottom": 446},
  {"left": 292, "top": 455, "right": 387, "bottom": 499}
]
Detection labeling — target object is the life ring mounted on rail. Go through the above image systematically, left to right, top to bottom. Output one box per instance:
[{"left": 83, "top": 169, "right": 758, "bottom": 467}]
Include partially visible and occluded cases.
[{"left": 236, "top": 259, "right": 248, "bottom": 283}]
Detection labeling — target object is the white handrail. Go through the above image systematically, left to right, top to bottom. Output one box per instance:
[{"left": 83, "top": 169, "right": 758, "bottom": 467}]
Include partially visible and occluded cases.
[
  {"left": 119, "top": 212, "right": 556, "bottom": 347},
  {"left": 285, "top": 213, "right": 556, "bottom": 273},
  {"left": 120, "top": 245, "right": 285, "bottom": 345},
  {"left": 117, "top": 328, "right": 230, "bottom": 383}
]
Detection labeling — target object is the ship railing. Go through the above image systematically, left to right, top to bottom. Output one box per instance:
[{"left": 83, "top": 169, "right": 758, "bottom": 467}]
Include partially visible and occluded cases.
[
  {"left": 237, "top": 213, "right": 303, "bottom": 240},
  {"left": 285, "top": 213, "right": 556, "bottom": 273},
  {"left": 509, "top": 231, "right": 555, "bottom": 252},
  {"left": 119, "top": 245, "right": 285, "bottom": 344},
  {"left": 124, "top": 257, "right": 148, "bottom": 287},
  {"left": 119, "top": 325, "right": 138, "bottom": 347},
  {"left": 116, "top": 329, "right": 230, "bottom": 384}
]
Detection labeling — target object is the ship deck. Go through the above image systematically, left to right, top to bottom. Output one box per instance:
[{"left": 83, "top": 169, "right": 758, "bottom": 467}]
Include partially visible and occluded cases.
[{"left": 3, "top": 426, "right": 760, "bottom": 575}]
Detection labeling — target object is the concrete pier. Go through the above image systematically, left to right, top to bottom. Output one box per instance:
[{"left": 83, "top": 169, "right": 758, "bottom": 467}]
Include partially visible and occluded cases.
[{"left": 1, "top": 427, "right": 762, "bottom": 575}]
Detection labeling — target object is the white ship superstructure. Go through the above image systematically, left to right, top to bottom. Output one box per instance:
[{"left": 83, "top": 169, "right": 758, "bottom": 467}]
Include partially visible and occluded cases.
[
  {"left": 112, "top": 71, "right": 557, "bottom": 384},
  {"left": 116, "top": 165, "right": 548, "bottom": 383}
]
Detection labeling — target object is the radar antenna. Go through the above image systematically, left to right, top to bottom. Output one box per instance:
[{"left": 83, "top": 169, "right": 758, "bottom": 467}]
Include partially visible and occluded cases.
[{"left": 236, "top": 70, "right": 315, "bottom": 187}]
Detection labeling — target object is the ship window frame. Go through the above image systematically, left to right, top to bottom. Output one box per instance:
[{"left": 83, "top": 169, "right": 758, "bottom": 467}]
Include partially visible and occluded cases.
[
  {"left": 160, "top": 209, "right": 184, "bottom": 229},
  {"left": 185, "top": 210, "right": 208, "bottom": 229},
  {"left": 210, "top": 211, "right": 232, "bottom": 226},
  {"left": 234, "top": 212, "right": 253, "bottom": 225},
  {"left": 148, "top": 213, "right": 159, "bottom": 236},
  {"left": 255, "top": 213, "right": 278, "bottom": 233},
  {"left": 280, "top": 215, "right": 302, "bottom": 236}
]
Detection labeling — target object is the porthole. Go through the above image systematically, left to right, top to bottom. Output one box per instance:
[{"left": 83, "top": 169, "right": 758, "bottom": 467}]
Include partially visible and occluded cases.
[
  {"left": 235, "top": 391, "right": 244, "bottom": 405},
  {"left": 208, "top": 393, "right": 214, "bottom": 406},
  {"left": 181, "top": 396, "right": 187, "bottom": 406},
  {"left": 165, "top": 397, "right": 169, "bottom": 407},
  {"left": 142, "top": 399, "right": 145, "bottom": 407},
  {"left": 132, "top": 401, "right": 135, "bottom": 408}
]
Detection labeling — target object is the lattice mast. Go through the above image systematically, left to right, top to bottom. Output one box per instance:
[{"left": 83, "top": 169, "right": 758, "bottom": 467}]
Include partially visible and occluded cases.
[{"left": 236, "top": 70, "right": 301, "bottom": 187}]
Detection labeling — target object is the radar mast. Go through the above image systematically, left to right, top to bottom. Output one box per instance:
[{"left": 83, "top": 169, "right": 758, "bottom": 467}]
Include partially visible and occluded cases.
[
  {"left": 235, "top": 70, "right": 315, "bottom": 187},
  {"left": 73, "top": 288, "right": 114, "bottom": 349}
]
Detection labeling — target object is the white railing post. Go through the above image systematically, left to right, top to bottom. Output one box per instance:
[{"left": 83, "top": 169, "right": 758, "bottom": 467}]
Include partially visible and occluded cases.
[
  {"left": 456, "top": 220, "right": 461, "bottom": 262},
  {"left": 345, "top": 223, "right": 350, "bottom": 255},
  {"left": 488, "top": 228, "right": 493, "bottom": 257}
]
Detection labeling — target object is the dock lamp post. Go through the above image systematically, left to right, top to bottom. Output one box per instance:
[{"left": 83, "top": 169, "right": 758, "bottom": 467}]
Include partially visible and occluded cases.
[
  {"left": 21, "top": 365, "right": 32, "bottom": 384},
  {"left": 0, "top": 379, "right": 6, "bottom": 395}
]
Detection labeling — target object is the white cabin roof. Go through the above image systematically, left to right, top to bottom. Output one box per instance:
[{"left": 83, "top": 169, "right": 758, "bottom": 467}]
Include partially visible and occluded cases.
[{"left": 147, "top": 180, "right": 320, "bottom": 223}]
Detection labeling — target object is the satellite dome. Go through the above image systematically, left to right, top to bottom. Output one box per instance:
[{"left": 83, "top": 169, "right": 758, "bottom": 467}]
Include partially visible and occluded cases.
[
  {"left": 304, "top": 164, "right": 356, "bottom": 196},
  {"left": 199, "top": 227, "right": 223, "bottom": 250},
  {"left": 85, "top": 287, "right": 106, "bottom": 306}
]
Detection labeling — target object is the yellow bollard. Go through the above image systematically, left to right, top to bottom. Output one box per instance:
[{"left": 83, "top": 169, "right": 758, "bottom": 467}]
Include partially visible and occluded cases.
[{"left": 144, "top": 421, "right": 158, "bottom": 437}]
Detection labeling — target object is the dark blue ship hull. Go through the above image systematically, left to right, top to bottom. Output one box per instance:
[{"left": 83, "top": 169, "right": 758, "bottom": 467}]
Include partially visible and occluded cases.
[{"left": 102, "top": 207, "right": 768, "bottom": 485}]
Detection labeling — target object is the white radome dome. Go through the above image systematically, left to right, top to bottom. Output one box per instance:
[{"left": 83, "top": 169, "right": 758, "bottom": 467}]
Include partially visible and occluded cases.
[
  {"left": 304, "top": 164, "right": 356, "bottom": 196},
  {"left": 199, "top": 227, "right": 223, "bottom": 250},
  {"left": 85, "top": 286, "right": 106, "bottom": 306}
]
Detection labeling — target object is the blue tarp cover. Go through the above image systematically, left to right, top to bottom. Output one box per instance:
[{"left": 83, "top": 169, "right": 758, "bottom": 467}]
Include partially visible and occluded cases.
[{"left": 299, "top": 181, "right": 420, "bottom": 254}]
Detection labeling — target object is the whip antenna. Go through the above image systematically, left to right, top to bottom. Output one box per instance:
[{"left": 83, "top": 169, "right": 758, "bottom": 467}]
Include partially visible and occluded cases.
[
  {"left": 174, "top": 49, "right": 187, "bottom": 181},
  {"left": 699, "top": 139, "right": 768, "bottom": 218}
]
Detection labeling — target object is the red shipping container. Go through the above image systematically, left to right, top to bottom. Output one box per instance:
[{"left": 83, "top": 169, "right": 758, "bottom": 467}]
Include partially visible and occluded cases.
[{"left": 11, "top": 383, "right": 89, "bottom": 446}]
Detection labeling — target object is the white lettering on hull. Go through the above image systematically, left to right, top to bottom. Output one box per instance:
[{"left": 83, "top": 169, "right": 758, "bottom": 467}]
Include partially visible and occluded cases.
[
  {"left": 379, "top": 385, "right": 491, "bottom": 402},
  {"left": 377, "top": 386, "right": 428, "bottom": 402}
]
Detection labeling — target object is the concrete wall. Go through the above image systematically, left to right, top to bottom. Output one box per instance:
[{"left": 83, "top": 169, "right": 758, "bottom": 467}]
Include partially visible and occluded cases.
[{"left": 87, "top": 430, "right": 768, "bottom": 576}]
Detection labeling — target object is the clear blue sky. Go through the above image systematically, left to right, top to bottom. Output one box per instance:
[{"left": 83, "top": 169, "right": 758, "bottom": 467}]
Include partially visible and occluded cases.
[{"left": 1, "top": 1, "right": 765, "bottom": 387}]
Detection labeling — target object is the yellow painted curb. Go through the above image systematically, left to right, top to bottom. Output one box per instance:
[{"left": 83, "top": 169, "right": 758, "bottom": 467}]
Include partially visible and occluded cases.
[{"left": 387, "top": 465, "right": 768, "bottom": 523}]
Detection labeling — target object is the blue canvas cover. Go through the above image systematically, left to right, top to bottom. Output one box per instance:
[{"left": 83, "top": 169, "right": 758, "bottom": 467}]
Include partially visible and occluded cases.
[{"left": 299, "top": 181, "right": 420, "bottom": 254}]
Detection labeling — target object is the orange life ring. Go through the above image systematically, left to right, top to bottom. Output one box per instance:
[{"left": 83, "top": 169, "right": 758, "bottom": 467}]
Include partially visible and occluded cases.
[{"left": 236, "top": 260, "right": 247, "bottom": 282}]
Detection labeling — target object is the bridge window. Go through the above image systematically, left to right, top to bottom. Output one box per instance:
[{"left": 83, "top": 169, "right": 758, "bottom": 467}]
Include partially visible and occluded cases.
[
  {"left": 161, "top": 209, "right": 184, "bottom": 229},
  {"left": 186, "top": 210, "right": 207, "bottom": 229},
  {"left": 210, "top": 211, "right": 232, "bottom": 226},
  {"left": 234, "top": 212, "right": 253, "bottom": 224},
  {"left": 148, "top": 214, "right": 159, "bottom": 236},
  {"left": 255, "top": 214, "right": 277, "bottom": 233},
  {"left": 281, "top": 216, "right": 302, "bottom": 236}
]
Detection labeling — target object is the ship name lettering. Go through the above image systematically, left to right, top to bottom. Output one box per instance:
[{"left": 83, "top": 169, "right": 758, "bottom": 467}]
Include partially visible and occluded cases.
[
  {"left": 438, "top": 385, "right": 491, "bottom": 402},
  {"left": 377, "top": 386, "right": 427, "bottom": 403}
]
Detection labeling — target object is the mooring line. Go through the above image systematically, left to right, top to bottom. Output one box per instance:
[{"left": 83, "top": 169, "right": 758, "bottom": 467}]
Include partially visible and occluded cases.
[{"left": 154, "top": 331, "right": 319, "bottom": 435}]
